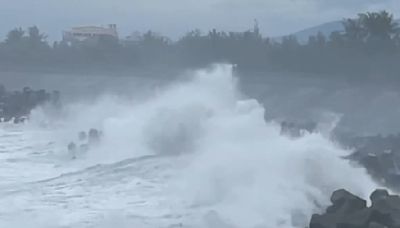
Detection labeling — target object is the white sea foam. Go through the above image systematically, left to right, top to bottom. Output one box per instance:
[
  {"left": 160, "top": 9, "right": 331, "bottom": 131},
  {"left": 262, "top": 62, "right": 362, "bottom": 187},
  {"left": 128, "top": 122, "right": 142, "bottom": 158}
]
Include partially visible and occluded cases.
[{"left": 1, "top": 64, "right": 377, "bottom": 228}]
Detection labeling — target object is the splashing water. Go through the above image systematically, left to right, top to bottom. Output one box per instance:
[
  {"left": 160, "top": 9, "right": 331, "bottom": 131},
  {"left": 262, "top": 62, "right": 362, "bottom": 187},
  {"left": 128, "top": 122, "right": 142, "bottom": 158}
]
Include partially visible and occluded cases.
[{"left": 1, "top": 64, "right": 377, "bottom": 228}]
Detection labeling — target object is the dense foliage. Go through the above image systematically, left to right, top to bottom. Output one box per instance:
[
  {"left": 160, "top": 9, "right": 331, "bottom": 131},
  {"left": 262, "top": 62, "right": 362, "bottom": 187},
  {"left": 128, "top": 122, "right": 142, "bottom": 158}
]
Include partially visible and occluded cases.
[{"left": 0, "top": 11, "right": 399, "bottom": 77}]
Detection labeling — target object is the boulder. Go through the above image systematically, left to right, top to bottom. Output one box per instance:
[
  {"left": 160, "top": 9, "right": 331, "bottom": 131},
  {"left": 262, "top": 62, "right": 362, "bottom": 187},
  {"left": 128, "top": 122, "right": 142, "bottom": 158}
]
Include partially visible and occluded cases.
[
  {"left": 0, "top": 86, "right": 62, "bottom": 124},
  {"left": 88, "top": 128, "right": 101, "bottom": 145},
  {"left": 345, "top": 133, "right": 400, "bottom": 190},
  {"left": 68, "top": 142, "right": 77, "bottom": 153},
  {"left": 310, "top": 189, "right": 400, "bottom": 228},
  {"left": 326, "top": 189, "right": 367, "bottom": 214},
  {"left": 370, "top": 189, "right": 389, "bottom": 204},
  {"left": 370, "top": 195, "right": 400, "bottom": 227},
  {"left": 310, "top": 213, "right": 338, "bottom": 228}
]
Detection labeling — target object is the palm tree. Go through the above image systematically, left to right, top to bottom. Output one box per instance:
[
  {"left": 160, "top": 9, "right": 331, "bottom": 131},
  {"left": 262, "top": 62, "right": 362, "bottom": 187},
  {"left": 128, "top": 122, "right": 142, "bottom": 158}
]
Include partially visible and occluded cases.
[
  {"left": 341, "top": 11, "right": 399, "bottom": 52},
  {"left": 359, "top": 11, "right": 399, "bottom": 40},
  {"left": 342, "top": 18, "right": 366, "bottom": 43},
  {"left": 27, "top": 26, "right": 48, "bottom": 49},
  {"left": 4, "top": 28, "right": 25, "bottom": 45}
]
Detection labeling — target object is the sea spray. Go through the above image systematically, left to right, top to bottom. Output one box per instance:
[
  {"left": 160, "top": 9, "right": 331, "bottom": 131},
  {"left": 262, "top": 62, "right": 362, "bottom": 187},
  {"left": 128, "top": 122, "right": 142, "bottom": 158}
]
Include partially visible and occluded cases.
[{"left": 21, "top": 64, "right": 377, "bottom": 228}]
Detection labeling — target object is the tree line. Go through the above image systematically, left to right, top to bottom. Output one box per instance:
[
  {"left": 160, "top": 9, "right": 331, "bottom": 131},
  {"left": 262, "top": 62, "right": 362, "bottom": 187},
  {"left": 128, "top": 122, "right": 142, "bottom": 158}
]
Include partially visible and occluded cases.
[{"left": 0, "top": 11, "right": 399, "bottom": 78}]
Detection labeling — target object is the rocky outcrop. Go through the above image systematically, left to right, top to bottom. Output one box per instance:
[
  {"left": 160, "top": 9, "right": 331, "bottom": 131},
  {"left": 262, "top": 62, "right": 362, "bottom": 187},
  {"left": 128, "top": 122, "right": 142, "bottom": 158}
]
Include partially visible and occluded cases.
[
  {"left": 0, "top": 84, "right": 60, "bottom": 123},
  {"left": 68, "top": 128, "right": 103, "bottom": 159},
  {"left": 343, "top": 134, "right": 400, "bottom": 190},
  {"left": 310, "top": 189, "right": 400, "bottom": 228}
]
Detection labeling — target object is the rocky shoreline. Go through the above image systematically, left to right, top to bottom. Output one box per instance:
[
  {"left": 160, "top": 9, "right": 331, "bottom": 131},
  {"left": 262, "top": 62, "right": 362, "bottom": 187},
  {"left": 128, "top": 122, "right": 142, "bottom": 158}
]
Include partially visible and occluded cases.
[
  {"left": 0, "top": 84, "right": 60, "bottom": 123},
  {"left": 1, "top": 88, "right": 400, "bottom": 227},
  {"left": 279, "top": 120, "right": 400, "bottom": 191},
  {"left": 279, "top": 121, "right": 400, "bottom": 228},
  {"left": 343, "top": 134, "right": 400, "bottom": 190},
  {"left": 310, "top": 189, "right": 400, "bottom": 228}
]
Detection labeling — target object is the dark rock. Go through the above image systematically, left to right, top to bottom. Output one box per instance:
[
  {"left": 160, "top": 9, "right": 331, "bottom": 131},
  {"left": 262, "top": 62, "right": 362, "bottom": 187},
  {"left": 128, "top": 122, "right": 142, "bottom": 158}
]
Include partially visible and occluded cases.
[
  {"left": 0, "top": 85, "right": 62, "bottom": 124},
  {"left": 68, "top": 128, "right": 103, "bottom": 159},
  {"left": 88, "top": 128, "right": 101, "bottom": 145},
  {"left": 344, "top": 133, "right": 400, "bottom": 190},
  {"left": 68, "top": 142, "right": 77, "bottom": 153},
  {"left": 68, "top": 142, "right": 77, "bottom": 159},
  {"left": 310, "top": 189, "right": 400, "bottom": 228},
  {"left": 327, "top": 189, "right": 367, "bottom": 214},
  {"left": 370, "top": 189, "right": 389, "bottom": 205},
  {"left": 311, "top": 190, "right": 367, "bottom": 228},
  {"left": 370, "top": 195, "right": 400, "bottom": 227},
  {"left": 337, "top": 208, "right": 381, "bottom": 228},
  {"left": 310, "top": 213, "right": 337, "bottom": 228}
]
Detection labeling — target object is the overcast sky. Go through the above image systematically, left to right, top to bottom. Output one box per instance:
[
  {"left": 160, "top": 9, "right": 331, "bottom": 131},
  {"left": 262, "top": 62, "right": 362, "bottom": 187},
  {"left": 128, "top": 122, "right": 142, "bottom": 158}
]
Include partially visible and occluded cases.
[{"left": 0, "top": 0, "right": 399, "bottom": 41}]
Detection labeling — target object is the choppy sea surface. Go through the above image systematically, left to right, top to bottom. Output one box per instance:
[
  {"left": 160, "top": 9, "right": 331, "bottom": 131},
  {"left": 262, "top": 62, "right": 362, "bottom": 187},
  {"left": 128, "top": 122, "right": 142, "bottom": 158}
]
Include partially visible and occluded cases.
[{"left": 0, "top": 65, "right": 377, "bottom": 228}]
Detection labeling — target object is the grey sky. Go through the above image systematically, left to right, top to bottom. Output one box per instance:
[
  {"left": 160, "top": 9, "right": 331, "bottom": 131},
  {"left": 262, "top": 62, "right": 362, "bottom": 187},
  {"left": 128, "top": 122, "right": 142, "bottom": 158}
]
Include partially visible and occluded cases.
[{"left": 0, "top": 0, "right": 399, "bottom": 41}]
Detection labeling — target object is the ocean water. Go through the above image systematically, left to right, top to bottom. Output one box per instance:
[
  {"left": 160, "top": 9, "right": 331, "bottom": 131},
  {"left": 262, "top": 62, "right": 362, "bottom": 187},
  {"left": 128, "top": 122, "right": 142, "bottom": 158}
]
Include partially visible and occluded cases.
[{"left": 0, "top": 65, "right": 377, "bottom": 228}]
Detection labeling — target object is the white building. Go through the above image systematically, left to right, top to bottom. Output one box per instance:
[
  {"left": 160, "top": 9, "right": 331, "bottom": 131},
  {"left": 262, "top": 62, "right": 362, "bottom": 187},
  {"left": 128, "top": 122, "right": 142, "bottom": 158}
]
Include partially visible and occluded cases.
[{"left": 63, "top": 24, "right": 118, "bottom": 43}]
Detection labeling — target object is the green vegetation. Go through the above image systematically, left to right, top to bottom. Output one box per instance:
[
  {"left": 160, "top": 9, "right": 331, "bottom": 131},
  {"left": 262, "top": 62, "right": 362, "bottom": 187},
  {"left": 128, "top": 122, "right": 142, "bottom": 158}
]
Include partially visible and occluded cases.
[{"left": 0, "top": 11, "right": 399, "bottom": 78}]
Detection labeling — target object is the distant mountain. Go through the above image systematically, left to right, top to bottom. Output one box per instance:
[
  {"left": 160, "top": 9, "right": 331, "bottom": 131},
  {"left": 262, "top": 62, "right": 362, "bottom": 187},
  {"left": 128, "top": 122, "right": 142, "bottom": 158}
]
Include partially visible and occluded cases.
[
  {"left": 277, "top": 19, "right": 400, "bottom": 44},
  {"left": 292, "top": 21, "right": 343, "bottom": 43}
]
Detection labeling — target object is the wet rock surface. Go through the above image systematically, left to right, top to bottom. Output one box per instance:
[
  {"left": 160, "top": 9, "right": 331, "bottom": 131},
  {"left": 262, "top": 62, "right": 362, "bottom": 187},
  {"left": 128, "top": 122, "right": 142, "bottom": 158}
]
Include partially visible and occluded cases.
[
  {"left": 0, "top": 84, "right": 60, "bottom": 123},
  {"left": 68, "top": 128, "right": 103, "bottom": 159},
  {"left": 343, "top": 134, "right": 400, "bottom": 190},
  {"left": 310, "top": 189, "right": 400, "bottom": 228}
]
